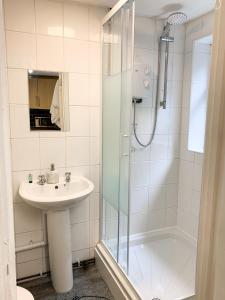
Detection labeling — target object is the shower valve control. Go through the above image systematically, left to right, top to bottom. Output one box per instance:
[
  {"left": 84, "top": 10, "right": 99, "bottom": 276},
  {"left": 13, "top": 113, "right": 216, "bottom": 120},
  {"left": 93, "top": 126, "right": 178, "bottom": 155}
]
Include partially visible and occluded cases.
[
  {"left": 143, "top": 79, "right": 150, "bottom": 88},
  {"left": 160, "top": 100, "right": 167, "bottom": 109}
]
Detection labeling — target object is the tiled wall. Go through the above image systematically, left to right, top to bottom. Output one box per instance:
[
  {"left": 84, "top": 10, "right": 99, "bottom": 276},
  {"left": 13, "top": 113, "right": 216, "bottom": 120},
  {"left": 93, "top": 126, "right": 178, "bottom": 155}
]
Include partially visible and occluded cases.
[
  {"left": 4, "top": 0, "right": 107, "bottom": 279},
  {"left": 177, "top": 12, "right": 214, "bottom": 239},
  {"left": 130, "top": 17, "right": 185, "bottom": 235}
]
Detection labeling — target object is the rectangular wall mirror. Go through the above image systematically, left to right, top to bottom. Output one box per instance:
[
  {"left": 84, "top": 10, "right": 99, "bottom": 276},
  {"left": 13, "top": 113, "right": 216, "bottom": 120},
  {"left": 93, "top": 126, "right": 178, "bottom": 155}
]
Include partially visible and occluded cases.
[{"left": 28, "top": 70, "right": 69, "bottom": 131}]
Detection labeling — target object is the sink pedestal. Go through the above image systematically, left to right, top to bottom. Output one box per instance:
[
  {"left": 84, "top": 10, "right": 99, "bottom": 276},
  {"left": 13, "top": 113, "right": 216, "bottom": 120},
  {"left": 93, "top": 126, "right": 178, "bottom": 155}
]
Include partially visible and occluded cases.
[{"left": 47, "top": 209, "right": 73, "bottom": 293}]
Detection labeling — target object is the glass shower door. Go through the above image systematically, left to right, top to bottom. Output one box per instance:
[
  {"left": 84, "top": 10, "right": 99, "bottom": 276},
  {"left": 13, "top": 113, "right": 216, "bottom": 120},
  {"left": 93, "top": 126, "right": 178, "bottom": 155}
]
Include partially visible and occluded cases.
[{"left": 102, "top": 0, "right": 134, "bottom": 274}]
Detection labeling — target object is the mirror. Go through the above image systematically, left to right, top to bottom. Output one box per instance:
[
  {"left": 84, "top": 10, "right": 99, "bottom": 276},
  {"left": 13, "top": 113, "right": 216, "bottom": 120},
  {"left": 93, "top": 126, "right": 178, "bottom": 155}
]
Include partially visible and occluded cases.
[{"left": 28, "top": 70, "right": 69, "bottom": 131}]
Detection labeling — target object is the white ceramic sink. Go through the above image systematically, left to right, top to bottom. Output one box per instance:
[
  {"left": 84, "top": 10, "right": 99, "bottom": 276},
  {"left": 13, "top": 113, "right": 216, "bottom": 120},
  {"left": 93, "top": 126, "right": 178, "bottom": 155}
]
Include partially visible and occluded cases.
[
  {"left": 19, "top": 175, "right": 94, "bottom": 294},
  {"left": 19, "top": 176, "right": 94, "bottom": 211}
]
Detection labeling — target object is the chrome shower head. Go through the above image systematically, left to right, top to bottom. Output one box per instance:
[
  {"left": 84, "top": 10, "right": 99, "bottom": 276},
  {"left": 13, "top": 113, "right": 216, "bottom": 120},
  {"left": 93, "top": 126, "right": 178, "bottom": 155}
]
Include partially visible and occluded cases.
[
  {"left": 161, "top": 12, "right": 187, "bottom": 39},
  {"left": 167, "top": 12, "right": 187, "bottom": 25}
]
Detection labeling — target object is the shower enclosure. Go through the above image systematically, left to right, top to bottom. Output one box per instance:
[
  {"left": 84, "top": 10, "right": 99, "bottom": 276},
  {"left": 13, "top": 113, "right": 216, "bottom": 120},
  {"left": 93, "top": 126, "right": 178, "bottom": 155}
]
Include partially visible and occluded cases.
[
  {"left": 100, "top": 0, "right": 210, "bottom": 299},
  {"left": 102, "top": 0, "right": 134, "bottom": 273}
]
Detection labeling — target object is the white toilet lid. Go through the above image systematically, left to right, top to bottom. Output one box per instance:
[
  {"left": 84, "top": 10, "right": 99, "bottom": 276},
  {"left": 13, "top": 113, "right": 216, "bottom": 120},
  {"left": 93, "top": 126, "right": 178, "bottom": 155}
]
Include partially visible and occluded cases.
[{"left": 17, "top": 286, "right": 34, "bottom": 300}]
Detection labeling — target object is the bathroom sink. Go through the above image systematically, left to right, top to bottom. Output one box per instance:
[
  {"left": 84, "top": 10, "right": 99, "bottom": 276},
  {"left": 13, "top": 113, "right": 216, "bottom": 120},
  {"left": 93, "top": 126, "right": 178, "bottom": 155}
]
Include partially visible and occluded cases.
[
  {"left": 19, "top": 175, "right": 94, "bottom": 294},
  {"left": 19, "top": 176, "right": 94, "bottom": 211}
]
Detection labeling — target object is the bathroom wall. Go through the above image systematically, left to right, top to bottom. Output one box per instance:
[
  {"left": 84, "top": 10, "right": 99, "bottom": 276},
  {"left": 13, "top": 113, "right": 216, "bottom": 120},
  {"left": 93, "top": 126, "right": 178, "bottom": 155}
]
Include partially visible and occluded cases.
[
  {"left": 4, "top": 0, "right": 106, "bottom": 279},
  {"left": 177, "top": 12, "right": 214, "bottom": 239},
  {"left": 130, "top": 16, "right": 185, "bottom": 235}
]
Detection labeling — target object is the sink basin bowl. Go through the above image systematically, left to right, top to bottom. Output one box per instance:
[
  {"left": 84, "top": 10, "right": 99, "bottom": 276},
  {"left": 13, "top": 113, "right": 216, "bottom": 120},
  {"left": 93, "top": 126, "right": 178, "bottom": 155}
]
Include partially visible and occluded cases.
[{"left": 19, "top": 176, "right": 94, "bottom": 211}]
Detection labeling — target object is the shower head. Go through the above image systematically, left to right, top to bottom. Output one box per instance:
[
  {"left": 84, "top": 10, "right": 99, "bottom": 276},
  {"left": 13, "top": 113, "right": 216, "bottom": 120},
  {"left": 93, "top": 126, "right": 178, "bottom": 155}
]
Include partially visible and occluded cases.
[
  {"left": 161, "top": 12, "right": 187, "bottom": 39},
  {"left": 167, "top": 12, "right": 187, "bottom": 25}
]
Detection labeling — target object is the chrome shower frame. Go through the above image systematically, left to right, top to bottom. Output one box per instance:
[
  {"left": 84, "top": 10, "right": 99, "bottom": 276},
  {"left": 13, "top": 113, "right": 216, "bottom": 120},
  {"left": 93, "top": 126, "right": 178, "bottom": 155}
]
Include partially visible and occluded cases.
[{"left": 160, "top": 29, "right": 175, "bottom": 110}]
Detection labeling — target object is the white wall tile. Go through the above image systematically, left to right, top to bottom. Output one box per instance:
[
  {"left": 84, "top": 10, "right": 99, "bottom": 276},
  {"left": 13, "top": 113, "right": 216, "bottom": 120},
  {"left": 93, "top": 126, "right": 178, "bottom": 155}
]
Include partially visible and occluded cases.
[
  {"left": 4, "top": 0, "right": 35, "bottom": 33},
  {"left": 35, "top": 0, "right": 63, "bottom": 36},
  {"left": 64, "top": 2, "right": 88, "bottom": 39},
  {"left": 88, "top": 7, "right": 106, "bottom": 42},
  {"left": 134, "top": 17, "right": 156, "bottom": 50},
  {"left": 6, "top": 31, "right": 36, "bottom": 69},
  {"left": 36, "top": 35, "right": 63, "bottom": 71},
  {"left": 64, "top": 39, "right": 89, "bottom": 73},
  {"left": 88, "top": 42, "right": 101, "bottom": 74},
  {"left": 172, "top": 53, "right": 184, "bottom": 81},
  {"left": 8, "top": 69, "right": 28, "bottom": 104},
  {"left": 69, "top": 73, "right": 89, "bottom": 106},
  {"left": 89, "top": 74, "right": 101, "bottom": 106},
  {"left": 10, "top": 104, "right": 38, "bottom": 138},
  {"left": 67, "top": 106, "right": 89, "bottom": 137},
  {"left": 89, "top": 107, "right": 100, "bottom": 137},
  {"left": 169, "top": 108, "right": 181, "bottom": 134},
  {"left": 39, "top": 130, "right": 65, "bottom": 138},
  {"left": 150, "top": 134, "right": 168, "bottom": 161},
  {"left": 168, "top": 134, "right": 180, "bottom": 159},
  {"left": 40, "top": 137, "right": 66, "bottom": 169},
  {"left": 66, "top": 137, "right": 89, "bottom": 167},
  {"left": 90, "top": 137, "right": 100, "bottom": 165},
  {"left": 11, "top": 138, "right": 40, "bottom": 171},
  {"left": 166, "top": 159, "right": 179, "bottom": 184},
  {"left": 149, "top": 160, "right": 167, "bottom": 186},
  {"left": 130, "top": 162, "right": 150, "bottom": 187},
  {"left": 193, "top": 164, "right": 203, "bottom": 192},
  {"left": 90, "top": 165, "right": 100, "bottom": 193},
  {"left": 68, "top": 166, "right": 90, "bottom": 178},
  {"left": 166, "top": 184, "right": 178, "bottom": 208},
  {"left": 149, "top": 185, "right": 166, "bottom": 210},
  {"left": 130, "top": 187, "right": 148, "bottom": 214},
  {"left": 90, "top": 193, "right": 100, "bottom": 220},
  {"left": 70, "top": 197, "right": 89, "bottom": 224},
  {"left": 14, "top": 203, "right": 42, "bottom": 234},
  {"left": 166, "top": 207, "right": 177, "bottom": 227},
  {"left": 149, "top": 209, "right": 166, "bottom": 230},
  {"left": 130, "top": 212, "right": 148, "bottom": 234},
  {"left": 89, "top": 220, "right": 99, "bottom": 247},
  {"left": 71, "top": 222, "right": 89, "bottom": 251},
  {"left": 15, "top": 230, "right": 43, "bottom": 247},
  {"left": 16, "top": 248, "right": 42, "bottom": 264},
  {"left": 89, "top": 248, "right": 95, "bottom": 259},
  {"left": 72, "top": 249, "right": 89, "bottom": 263},
  {"left": 16, "top": 259, "right": 42, "bottom": 279}
]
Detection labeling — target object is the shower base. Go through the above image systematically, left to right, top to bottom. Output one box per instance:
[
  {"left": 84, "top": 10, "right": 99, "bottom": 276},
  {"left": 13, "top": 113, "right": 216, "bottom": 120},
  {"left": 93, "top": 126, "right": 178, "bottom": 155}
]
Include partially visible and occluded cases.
[{"left": 96, "top": 227, "right": 197, "bottom": 300}]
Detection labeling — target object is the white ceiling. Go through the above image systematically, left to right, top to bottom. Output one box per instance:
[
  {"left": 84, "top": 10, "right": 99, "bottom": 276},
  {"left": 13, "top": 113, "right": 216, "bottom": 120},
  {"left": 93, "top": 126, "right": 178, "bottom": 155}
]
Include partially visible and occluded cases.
[{"left": 72, "top": 0, "right": 215, "bottom": 21}]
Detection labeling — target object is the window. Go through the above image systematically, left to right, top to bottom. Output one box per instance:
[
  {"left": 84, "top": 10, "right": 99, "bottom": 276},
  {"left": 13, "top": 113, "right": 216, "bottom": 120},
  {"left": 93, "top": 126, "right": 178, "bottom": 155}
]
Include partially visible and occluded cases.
[{"left": 188, "top": 35, "right": 212, "bottom": 153}]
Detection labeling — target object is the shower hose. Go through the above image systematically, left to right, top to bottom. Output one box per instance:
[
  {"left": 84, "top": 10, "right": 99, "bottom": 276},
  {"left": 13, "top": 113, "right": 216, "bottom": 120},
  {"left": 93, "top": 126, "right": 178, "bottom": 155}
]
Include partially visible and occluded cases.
[
  {"left": 133, "top": 39, "right": 162, "bottom": 148},
  {"left": 72, "top": 296, "right": 110, "bottom": 300}
]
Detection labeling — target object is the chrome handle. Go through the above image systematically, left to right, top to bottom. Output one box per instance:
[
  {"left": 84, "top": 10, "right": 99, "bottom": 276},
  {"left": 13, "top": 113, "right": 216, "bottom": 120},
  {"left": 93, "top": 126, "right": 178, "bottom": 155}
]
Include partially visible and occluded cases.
[
  {"left": 65, "top": 172, "right": 71, "bottom": 183},
  {"left": 38, "top": 174, "right": 46, "bottom": 185}
]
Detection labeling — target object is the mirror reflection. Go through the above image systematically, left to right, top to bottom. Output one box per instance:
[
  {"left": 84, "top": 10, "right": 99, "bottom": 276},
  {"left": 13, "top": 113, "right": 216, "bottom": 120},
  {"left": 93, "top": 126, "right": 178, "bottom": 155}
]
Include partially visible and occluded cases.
[{"left": 28, "top": 70, "right": 69, "bottom": 131}]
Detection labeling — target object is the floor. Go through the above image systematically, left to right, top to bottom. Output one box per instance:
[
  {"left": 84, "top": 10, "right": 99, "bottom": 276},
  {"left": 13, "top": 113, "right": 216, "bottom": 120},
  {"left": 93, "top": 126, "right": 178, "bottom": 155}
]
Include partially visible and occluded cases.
[
  {"left": 128, "top": 235, "right": 197, "bottom": 300},
  {"left": 20, "top": 265, "right": 114, "bottom": 300}
]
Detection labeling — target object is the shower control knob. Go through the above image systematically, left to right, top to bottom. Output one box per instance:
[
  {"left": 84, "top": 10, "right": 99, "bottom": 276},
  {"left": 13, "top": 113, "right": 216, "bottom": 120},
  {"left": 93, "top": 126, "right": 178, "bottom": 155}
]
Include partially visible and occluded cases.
[{"left": 143, "top": 79, "right": 150, "bottom": 88}]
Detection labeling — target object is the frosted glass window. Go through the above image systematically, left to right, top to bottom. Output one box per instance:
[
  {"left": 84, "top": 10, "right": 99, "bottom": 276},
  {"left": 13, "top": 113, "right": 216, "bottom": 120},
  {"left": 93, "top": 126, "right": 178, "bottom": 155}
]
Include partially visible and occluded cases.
[{"left": 188, "top": 35, "right": 212, "bottom": 153}]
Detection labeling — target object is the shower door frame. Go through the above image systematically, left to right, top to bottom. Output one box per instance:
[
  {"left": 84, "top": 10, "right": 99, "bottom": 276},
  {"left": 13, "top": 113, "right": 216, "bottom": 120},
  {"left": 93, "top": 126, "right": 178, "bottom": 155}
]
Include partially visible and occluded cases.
[{"left": 100, "top": 0, "right": 135, "bottom": 275}]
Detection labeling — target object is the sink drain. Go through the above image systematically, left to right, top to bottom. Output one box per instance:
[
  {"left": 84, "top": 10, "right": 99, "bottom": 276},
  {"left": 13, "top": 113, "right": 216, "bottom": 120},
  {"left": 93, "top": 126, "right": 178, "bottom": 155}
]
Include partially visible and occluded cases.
[{"left": 152, "top": 298, "right": 160, "bottom": 300}]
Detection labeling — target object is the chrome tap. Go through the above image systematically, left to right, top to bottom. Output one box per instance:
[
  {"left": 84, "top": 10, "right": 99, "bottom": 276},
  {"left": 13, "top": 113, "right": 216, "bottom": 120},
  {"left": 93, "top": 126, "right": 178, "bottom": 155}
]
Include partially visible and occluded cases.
[
  {"left": 65, "top": 172, "right": 71, "bottom": 183},
  {"left": 37, "top": 174, "right": 47, "bottom": 185}
]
